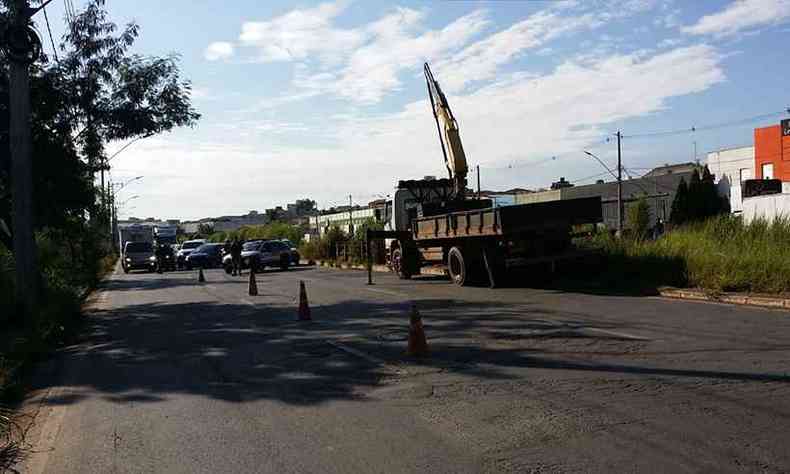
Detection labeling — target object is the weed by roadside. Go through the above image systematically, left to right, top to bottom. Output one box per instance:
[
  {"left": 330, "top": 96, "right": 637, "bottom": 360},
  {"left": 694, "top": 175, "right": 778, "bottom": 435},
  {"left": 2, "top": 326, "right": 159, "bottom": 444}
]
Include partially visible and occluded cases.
[{"left": 580, "top": 215, "right": 790, "bottom": 294}]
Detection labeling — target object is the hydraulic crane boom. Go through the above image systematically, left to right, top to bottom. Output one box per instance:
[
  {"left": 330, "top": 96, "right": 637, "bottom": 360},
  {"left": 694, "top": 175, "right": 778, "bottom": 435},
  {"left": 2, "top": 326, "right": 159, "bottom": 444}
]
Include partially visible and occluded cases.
[{"left": 424, "top": 63, "right": 468, "bottom": 200}]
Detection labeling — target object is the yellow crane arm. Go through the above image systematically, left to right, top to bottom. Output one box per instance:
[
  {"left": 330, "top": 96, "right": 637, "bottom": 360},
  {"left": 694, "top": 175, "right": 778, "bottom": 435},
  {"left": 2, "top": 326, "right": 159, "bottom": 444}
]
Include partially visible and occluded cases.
[{"left": 424, "top": 63, "right": 468, "bottom": 198}]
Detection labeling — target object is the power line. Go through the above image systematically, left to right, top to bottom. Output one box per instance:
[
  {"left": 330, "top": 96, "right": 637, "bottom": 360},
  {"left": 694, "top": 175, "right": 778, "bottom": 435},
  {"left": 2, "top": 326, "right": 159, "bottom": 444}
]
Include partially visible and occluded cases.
[
  {"left": 42, "top": 1, "right": 58, "bottom": 63},
  {"left": 621, "top": 109, "right": 790, "bottom": 140}
]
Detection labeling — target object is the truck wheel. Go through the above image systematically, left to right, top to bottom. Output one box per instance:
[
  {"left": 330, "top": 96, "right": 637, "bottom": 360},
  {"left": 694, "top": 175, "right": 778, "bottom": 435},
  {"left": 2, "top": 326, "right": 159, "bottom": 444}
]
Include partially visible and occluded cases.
[
  {"left": 448, "top": 246, "right": 472, "bottom": 286},
  {"left": 391, "top": 247, "right": 411, "bottom": 279},
  {"left": 279, "top": 255, "right": 290, "bottom": 270}
]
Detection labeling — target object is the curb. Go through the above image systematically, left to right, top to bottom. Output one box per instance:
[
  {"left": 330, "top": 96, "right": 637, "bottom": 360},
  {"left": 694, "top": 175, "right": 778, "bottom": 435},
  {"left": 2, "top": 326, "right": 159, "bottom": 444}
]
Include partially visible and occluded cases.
[{"left": 659, "top": 287, "right": 790, "bottom": 310}]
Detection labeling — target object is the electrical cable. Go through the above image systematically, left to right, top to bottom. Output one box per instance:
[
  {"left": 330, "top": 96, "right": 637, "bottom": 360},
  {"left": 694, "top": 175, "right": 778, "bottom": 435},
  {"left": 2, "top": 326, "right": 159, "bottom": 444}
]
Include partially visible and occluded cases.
[{"left": 42, "top": 2, "right": 58, "bottom": 63}]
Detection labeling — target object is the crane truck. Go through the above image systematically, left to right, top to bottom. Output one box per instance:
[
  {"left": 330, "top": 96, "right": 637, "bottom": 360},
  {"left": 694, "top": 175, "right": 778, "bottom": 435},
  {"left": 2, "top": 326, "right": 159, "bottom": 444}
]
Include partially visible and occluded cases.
[{"left": 372, "top": 64, "right": 602, "bottom": 288}]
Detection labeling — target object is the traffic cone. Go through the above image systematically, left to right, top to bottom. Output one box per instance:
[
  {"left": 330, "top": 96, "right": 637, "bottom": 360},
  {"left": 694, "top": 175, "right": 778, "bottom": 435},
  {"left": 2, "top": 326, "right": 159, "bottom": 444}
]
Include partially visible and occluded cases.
[
  {"left": 198, "top": 267, "right": 205, "bottom": 283},
  {"left": 248, "top": 268, "right": 258, "bottom": 296},
  {"left": 297, "top": 280, "right": 311, "bottom": 321},
  {"left": 407, "top": 303, "right": 429, "bottom": 357}
]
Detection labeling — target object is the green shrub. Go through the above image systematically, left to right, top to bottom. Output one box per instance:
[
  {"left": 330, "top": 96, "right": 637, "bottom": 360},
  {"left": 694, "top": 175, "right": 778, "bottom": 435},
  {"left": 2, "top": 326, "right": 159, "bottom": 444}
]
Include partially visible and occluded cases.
[{"left": 586, "top": 214, "right": 790, "bottom": 294}]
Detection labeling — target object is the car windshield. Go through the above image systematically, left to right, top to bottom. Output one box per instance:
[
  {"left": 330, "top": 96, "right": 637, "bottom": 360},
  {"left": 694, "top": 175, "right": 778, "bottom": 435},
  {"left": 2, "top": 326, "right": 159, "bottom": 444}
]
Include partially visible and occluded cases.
[
  {"left": 281, "top": 240, "right": 293, "bottom": 247},
  {"left": 182, "top": 241, "right": 203, "bottom": 250},
  {"left": 243, "top": 241, "right": 261, "bottom": 251},
  {"left": 126, "top": 242, "right": 152, "bottom": 253},
  {"left": 195, "top": 244, "right": 216, "bottom": 253}
]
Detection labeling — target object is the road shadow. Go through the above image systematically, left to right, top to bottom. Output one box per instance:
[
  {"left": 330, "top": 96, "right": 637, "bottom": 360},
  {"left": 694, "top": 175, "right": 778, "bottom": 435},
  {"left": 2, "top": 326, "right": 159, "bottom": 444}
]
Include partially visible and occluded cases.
[{"left": 23, "top": 268, "right": 790, "bottom": 413}]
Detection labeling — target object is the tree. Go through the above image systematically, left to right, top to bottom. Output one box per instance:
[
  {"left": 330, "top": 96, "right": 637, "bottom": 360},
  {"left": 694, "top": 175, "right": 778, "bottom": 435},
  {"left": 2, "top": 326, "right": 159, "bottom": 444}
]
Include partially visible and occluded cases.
[
  {"left": 0, "top": 0, "right": 200, "bottom": 252},
  {"left": 57, "top": 0, "right": 199, "bottom": 224},
  {"left": 670, "top": 178, "right": 688, "bottom": 226},
  {"left": 627, "top": 196, "right": 651, "bottom": 240},
  {"left": 197, "top": 223, "right": 215, "bottom": 236}
]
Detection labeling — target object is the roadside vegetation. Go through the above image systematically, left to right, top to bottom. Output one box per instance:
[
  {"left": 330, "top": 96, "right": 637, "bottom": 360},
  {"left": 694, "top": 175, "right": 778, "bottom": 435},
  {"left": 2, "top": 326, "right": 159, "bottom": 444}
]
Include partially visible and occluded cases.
[
  {"left": 1, "top": 0, "right": 198, "bottom": 462},
  {"left": 582, "top": 215, "right": 790, "bottom": 295},
  {"left": 300, "top": 218, "right": 384, "bottom": 266},
  {"left": 204, "top": 222, "right": 305, "bottom": 246}
]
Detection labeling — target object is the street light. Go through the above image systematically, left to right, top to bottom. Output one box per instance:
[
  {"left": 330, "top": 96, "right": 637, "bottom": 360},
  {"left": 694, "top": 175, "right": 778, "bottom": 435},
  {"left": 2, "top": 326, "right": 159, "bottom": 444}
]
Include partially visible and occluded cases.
[
  {"left": 584, "top": 150, "right": 622, "bottom": 236},
  {"left": 583, "top": 151, "right": 617, "bottom": 180},
  {"left": 113, "top": 175, "right": 144, "bottom": 193},
  {"left": 119, "top": 195, "right": 139, "bottom": 206}
]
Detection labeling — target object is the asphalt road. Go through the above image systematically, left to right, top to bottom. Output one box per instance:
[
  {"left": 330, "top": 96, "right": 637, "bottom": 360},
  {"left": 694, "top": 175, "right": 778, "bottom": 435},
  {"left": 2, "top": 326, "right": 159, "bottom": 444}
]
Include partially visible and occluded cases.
[{"left": 16, "top": 264, "right": 790, "bottom": 473}]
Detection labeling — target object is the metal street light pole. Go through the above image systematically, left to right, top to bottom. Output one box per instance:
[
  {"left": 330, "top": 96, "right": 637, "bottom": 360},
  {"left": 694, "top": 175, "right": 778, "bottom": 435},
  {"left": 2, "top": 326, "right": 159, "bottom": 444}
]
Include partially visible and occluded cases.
[{"left": 584, "top": 149, "right": 622, "bottom": 236}]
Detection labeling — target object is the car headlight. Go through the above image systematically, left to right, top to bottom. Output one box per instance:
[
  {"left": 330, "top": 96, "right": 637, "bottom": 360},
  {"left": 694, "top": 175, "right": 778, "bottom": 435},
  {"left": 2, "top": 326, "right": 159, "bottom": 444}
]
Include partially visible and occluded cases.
[
  {"left": 149, "top": 256, "right": 157, "bottom": 262},
  {"left": 125, "top": 257, "right": 131, "bottom": 262}
]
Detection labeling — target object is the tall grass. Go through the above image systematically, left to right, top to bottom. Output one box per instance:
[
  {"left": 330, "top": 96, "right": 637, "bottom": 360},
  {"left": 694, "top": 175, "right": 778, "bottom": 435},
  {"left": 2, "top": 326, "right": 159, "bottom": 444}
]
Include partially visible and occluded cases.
[{"left": 589, "top": 215, "right": 790, "bottom": 294}]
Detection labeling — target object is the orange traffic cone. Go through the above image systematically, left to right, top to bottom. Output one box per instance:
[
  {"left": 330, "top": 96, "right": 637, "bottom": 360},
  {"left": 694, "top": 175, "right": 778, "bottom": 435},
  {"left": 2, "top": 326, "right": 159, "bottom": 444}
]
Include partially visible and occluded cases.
[
  {"left": 198, "top": 267, "right": 205, "bottom": 283},
  {"left": 248, "top": 268, "right": 258, "bottom": 296},
  {"left": 298, "top": 280, "right": 311, "bottom": 321},
  {"left": 407, "top": 303, "right": 429, "bottom": 357}
]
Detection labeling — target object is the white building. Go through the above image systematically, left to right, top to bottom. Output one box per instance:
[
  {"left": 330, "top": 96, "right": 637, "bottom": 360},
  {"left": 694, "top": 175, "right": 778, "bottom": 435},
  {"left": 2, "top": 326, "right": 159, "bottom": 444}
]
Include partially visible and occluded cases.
[
  {"left": 706, "top": 145, "right": 754, "bottom": 214},
  {"left": 743, "top": 182, "right": 790, "bottom": 223},
  {"left": 312, "top": 207, "right": 383, "bottom": 236}
]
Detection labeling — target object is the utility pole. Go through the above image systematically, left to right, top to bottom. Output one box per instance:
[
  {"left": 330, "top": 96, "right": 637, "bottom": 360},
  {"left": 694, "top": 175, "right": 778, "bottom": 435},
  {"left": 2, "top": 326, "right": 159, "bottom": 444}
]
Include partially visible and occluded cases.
[
  {"left": 5, "top": 0, "right": 45, "bottom": 317},
  {"left": 616, "top": 130, "right": 624, "bottom": 237},
  {"left": 693, "top": 141, "right": 698, "bottom": 165},
  {"left": 476, "top": 164, "right": 481, "bottom": 200},
  {"left": 348, "top": 194, "right": 353, "bottom": 235}
]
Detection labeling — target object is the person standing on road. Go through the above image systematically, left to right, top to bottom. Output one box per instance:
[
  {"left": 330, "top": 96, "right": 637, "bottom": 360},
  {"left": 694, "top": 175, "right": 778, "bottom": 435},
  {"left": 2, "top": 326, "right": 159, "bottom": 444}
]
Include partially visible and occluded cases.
[{"left": 231, "top": 237, "right": 243, "bottom": 276}]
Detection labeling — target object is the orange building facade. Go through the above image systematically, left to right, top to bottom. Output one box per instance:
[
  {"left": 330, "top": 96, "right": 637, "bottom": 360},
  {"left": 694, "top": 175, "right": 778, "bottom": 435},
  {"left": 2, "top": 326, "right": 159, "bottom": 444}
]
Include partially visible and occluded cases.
[{"left": 754, "top": 119, "right": 790, "bottom": 181}]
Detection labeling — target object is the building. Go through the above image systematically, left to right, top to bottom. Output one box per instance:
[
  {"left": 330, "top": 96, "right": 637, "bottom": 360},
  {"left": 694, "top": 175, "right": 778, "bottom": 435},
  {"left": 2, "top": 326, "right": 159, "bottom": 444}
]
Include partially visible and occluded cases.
[
  {"left": 755, "top": 119, "right": 790, "bottom": 180},
  {"left": 707, "top": 120, "right": 790, "bottom": 223},
  {"left": 706, "top": 145, "right": 754, "bottom": 214},
  {"left": 515, "top": 163, "right": 696, "bottom": 230},
  {"left": 311, "top": 206, "right": 386, "bottom": 237},
  {"left": 181, "top": 211, "right": 270, "bottom": 235}
]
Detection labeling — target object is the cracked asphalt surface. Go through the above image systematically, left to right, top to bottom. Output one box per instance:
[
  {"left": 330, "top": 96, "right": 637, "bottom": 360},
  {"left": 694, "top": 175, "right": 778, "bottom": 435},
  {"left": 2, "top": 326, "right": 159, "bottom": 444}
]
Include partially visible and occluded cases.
[{"left": 15, "top": 264, "right": 790, "bottom": 473}]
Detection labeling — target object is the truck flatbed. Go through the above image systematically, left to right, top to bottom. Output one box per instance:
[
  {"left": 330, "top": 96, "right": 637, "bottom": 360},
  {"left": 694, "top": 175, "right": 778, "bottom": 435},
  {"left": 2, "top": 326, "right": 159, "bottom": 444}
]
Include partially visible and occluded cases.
[{"left": 412, "top": 196, "right": 602, "bottom": 241}]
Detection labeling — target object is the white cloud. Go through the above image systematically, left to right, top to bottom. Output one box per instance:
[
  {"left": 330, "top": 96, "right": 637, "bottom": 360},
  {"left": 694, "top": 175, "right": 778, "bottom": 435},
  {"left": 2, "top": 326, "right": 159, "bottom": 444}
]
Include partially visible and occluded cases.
[
  {"left": 682, "top": 0, "right": 790, "bottom": 38},
  {"left": 238, "top": 1, "right": 364, "bottom": 64},
  {"left": 327, "top": 8, "right": 490, "bottom": 103},
  {"left": 433, "top": 11, "right": 600, "bottom": 92},
  {"left": 204, "top": 42, "right": 234, "bottom": 61},
  {"left": 123, "top": 44, "right": 725, "bottom": 220}
]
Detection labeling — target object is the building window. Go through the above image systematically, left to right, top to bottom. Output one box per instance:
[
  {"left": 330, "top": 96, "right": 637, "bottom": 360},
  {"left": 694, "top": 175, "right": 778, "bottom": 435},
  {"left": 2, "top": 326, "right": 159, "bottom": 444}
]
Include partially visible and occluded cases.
[
  {"left": 762, "top": 163, "right": 774, "bottom": 180},
  {"left": 739, "top": 168, "right": 752, "bottom": 183}
]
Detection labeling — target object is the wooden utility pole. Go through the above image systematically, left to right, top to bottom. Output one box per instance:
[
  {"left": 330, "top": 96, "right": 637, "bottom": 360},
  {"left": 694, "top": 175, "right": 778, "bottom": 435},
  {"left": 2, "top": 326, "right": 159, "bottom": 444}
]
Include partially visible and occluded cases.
[
  {"left": 5, "top": 0, "right": 43, "bottom": 317},
  {"left": 616, "top": 130, "right": 624, "bottom": 236}
]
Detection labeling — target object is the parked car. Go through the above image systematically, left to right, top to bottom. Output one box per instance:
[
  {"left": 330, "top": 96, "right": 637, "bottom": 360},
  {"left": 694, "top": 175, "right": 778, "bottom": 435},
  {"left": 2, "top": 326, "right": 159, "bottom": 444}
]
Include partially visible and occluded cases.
[
  {"left": 176, "top": 239, "right": 207, "bottom": 269},
  {"left": 280, "top": 239, "right": 300, "bottom": 265},
  {"left": 223, "top": 240, "right": 291, "bottom": 273},
  {"left": 122, "top": 241, "right": 156, "bottom": 273},
  {"left": 185, "top": 243, "right": 224, "bottom": 269},
  {"left": 155, "top": 244, "right": 176, "bottom": 272}
]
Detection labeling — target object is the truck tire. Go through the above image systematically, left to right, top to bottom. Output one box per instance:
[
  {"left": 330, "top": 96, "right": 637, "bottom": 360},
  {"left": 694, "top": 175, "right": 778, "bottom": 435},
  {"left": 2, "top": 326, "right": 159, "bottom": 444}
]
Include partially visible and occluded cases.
[
  {"left": 448, "top": 246, "right": 472, "bottom": 286},
  {"left": 391, "top": 247, "right": 411, "bottom": 280},
  {"left": 279, "top": 254, "right": 290, "bottom": 270}
]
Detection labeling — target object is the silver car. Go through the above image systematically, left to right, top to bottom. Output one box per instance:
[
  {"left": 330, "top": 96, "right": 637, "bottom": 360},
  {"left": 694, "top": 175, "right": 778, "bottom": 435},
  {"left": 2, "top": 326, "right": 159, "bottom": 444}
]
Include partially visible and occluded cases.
[{"left": 223, "top": 240, "right": 291, "bottom": 273}]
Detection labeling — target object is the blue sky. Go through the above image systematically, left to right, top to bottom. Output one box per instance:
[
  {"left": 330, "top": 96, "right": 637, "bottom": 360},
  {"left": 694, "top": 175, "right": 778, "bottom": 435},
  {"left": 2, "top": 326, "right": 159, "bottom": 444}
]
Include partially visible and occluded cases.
[{"left": 40, "top": 0, "right": 790, "bottom": 220}]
